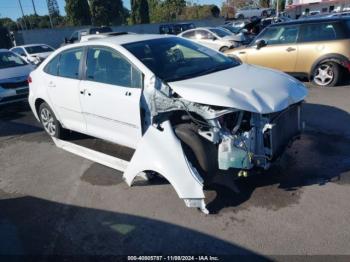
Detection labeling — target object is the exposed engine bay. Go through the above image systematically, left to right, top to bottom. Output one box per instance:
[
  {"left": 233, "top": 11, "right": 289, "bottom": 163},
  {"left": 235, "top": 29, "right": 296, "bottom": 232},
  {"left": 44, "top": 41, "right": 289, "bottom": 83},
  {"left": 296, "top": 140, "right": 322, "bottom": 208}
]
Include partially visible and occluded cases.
[{"left": 142, "top": 77, "right": 302, "bottom": 177}]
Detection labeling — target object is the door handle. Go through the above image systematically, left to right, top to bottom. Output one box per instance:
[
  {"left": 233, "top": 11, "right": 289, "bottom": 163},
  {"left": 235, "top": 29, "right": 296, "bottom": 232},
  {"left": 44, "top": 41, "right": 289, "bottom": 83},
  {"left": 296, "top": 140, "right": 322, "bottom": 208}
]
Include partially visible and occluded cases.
[
  {"left": 286, "top": 47, "right": 296, "bottom": 52},
  {"left": 239, "top": 51, "right": 246, "bottom": 54},
  {"left": 48, "top": 82, "right": 56, "bottom": 88},
  {"left": 125, "top": 91, "right": 132, "bottom": 96}
]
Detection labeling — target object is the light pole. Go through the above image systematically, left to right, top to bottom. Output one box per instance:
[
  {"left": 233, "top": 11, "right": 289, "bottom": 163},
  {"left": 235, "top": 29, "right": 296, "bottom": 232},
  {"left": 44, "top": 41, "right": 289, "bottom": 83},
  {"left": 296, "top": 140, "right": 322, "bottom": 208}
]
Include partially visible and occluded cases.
[
  {"left": 18, "top": 0, "right": 28, "bottom": 30},
  {"left": 31, "top": 0, "right": 38, "bottom": 15}
]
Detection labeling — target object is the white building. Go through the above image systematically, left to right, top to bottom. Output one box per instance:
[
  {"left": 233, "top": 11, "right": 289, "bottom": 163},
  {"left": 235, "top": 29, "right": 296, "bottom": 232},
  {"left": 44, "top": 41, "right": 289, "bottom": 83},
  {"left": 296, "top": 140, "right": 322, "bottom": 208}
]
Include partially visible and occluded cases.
[{"left": 285, "top": 0, "right": 350, "bottom": 18}]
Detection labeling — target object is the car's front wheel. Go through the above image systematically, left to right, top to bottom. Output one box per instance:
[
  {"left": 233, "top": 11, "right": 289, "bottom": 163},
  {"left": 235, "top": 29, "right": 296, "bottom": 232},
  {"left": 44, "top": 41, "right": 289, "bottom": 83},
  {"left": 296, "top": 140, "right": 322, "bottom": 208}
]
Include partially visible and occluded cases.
[
  {"left": 312, "top": 62, "right": 340, "bottom": 87},
  {"left": 39, "top": 102, "right": 65, "bottom": 138}
]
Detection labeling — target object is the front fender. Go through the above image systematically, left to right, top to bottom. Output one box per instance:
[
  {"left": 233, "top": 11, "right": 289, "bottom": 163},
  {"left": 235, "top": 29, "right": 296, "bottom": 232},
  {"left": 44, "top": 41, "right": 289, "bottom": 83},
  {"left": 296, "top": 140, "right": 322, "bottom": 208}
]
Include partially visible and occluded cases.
[{"left": 123, "top": 120, "right": 205, "bottom": 200}]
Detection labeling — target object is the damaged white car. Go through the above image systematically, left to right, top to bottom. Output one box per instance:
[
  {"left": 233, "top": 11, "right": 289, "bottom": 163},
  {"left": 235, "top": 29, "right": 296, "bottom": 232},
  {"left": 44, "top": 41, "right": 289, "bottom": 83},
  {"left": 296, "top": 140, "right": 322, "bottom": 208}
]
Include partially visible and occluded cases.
[{"left": 28, "top": 34, "right": 307, "bottom": 213}]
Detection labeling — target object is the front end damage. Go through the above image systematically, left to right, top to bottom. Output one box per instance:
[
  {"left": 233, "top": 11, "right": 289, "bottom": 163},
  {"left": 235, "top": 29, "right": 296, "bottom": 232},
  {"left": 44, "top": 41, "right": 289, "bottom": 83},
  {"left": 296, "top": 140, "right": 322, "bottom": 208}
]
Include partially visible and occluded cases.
[{"left": 123, "top": 74, "right": 306, "bottom": 214}]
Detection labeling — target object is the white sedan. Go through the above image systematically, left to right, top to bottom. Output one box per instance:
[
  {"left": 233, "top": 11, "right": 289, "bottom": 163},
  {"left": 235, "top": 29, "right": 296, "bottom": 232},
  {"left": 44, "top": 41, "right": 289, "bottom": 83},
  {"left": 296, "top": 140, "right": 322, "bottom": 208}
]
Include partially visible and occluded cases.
[
  {"left": 178, "top": 27, "right": 245, "bottom": 52},
  {"left": 28, "top": 34, "right": 307, "bottom": 213},
  {"left": 10, "top": 44, "right": 55, "bottom": 65}
]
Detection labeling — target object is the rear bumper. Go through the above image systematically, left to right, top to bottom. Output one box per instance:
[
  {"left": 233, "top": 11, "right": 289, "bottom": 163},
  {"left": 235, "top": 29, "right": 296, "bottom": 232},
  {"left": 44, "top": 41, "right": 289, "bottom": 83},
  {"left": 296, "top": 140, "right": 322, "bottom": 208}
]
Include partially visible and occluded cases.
[{"left": 0, "top": 87, "right": 29, "bottom": 106}]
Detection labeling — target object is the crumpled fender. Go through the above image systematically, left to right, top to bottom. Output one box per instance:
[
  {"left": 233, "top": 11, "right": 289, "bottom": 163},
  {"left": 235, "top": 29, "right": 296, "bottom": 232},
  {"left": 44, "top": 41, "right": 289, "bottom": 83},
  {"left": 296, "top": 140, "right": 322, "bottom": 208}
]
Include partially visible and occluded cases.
[{"left": 123, "top": 120, "right": 205, "bottom": 199}]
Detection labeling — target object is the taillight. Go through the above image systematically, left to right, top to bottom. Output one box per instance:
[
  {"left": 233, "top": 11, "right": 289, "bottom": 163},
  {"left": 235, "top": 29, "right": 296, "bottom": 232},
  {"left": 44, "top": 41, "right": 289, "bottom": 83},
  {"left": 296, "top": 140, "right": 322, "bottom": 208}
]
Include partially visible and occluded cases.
[{"left": 27, "top": 76, "right": 32, "bottom": 83}]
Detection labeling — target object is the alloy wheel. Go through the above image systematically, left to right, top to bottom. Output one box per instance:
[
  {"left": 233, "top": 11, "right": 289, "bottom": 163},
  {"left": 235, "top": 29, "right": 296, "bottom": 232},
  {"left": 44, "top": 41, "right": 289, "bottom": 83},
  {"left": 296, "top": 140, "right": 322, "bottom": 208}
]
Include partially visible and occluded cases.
[
  {"left": 313, "top": 64, "right": 334, "bottom": 86},
  {"left": 40, "top": 108, "right": 56, "bottom": 136}
]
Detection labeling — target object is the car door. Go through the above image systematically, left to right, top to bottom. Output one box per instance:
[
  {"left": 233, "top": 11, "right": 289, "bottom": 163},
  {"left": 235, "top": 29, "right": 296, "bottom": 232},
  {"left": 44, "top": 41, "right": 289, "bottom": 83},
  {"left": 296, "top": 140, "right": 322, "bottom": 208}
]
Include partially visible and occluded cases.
[
  {"left": 244, "top": 25, "right": 299, "bottom": 72},
  {"left": 79, "top": 46, "right": 143, "bottom": 149},
  {"left": 44, "top": 47, "right": 86, "bottom": 133}
]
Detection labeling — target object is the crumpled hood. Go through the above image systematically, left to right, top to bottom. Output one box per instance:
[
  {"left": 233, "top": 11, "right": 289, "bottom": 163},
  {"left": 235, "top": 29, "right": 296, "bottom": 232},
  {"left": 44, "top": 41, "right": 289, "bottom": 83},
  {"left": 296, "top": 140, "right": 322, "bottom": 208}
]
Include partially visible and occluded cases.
[
  {"left": 0, "top": 64, "right": 34, "bottom": 82},
  {"left": 168, "top": 64, "right": 308, "bottom": 114}
]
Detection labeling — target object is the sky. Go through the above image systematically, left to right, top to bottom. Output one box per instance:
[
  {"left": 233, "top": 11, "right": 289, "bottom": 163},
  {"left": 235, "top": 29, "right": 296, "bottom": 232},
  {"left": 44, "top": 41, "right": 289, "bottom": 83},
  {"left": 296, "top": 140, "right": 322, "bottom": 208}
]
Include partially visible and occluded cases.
[{"left": 0, "top": 0, "right": 225, "bottom": 21}]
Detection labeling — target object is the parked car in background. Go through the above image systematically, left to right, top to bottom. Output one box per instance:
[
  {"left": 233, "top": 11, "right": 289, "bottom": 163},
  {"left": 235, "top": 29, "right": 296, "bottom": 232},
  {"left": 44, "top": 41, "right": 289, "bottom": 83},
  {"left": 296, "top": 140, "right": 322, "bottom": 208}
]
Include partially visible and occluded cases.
[
  {"left": 235, "top": 6, "right": 274, "bottom": 19},
  {"left": 225, "top": 17, "right": 350, "bottom": 87},
  {"left": 159, "top": 23, "right": 195, "bottom": 35},
  {"left": 218, "top": 25, "right": 253, "bottom": 45},
  {"left": 63, "top": 26, "right": 113, "bottom": 45},
  {"left": 179, "top": 27, "right": 244, "bottom": 52},
  {"left": 28, "top": 34, "right": 307, "bottom": 213},
  {"left": 10, "top": 44, "right": 55, "bottom": 65},
  {"left": 0, "top": 49, "right": 35, "bottom": 106}
]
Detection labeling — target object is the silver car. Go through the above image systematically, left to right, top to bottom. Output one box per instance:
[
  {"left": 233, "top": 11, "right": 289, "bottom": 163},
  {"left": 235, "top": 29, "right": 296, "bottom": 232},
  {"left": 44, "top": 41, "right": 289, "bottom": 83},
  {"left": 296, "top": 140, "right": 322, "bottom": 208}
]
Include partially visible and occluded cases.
[{"left": 0, "top": 49, "right": 35, "bottom": 106}]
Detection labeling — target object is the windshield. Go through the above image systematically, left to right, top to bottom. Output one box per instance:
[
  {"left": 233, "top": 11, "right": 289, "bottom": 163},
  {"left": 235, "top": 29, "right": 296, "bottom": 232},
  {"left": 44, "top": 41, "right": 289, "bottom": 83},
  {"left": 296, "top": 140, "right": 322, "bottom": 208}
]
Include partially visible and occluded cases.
[
  {"left": 209, "top": 28, "right": 232, "bottom": 38},
  {"left": 123, "top": 37, "right": 239, "bottom": 82},
  {"left": 25, "top": 45, "right": 54, "bottom": 54},
  {"left": 0, "top": 51, "right": 27, "bottom": 69}
]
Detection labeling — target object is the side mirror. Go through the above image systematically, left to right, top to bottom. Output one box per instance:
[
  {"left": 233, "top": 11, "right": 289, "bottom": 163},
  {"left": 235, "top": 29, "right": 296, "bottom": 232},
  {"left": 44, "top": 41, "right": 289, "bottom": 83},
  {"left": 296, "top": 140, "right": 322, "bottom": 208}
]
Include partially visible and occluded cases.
[
  {"left": 64, "top": 37, "right": 68, "bottom": 43},
  {"left": 256, "top": 39, "right": 267, "bottom": 49}
]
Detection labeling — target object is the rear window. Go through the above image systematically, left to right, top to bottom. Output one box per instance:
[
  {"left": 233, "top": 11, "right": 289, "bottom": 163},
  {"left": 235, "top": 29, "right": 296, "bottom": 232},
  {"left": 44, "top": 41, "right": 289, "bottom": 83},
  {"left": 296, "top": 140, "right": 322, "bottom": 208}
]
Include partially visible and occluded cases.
[{"left": 299, "top": 21, "right": 350, "bottom": 42}]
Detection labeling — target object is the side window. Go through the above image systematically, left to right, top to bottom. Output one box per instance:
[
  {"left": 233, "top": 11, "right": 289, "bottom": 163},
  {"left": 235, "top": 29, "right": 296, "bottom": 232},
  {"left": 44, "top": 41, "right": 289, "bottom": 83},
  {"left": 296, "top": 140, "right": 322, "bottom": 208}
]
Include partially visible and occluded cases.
[
  {"left": 299, "top": 23, "right": 339, "bottom": 42},
  {"left": 254, "top": 25, "right": 298, "bottom": 45},
  {"left": 195, "top": 30, "right": 213, "bottom": 40},
  {"left": 182, "top": 31, "right": 195, "bottom": 39},
  {"left": 86, "top": 47, "right": 142, "bottom": 88},
  {"left": 57, "top": 48, "right": 82, "bottom": 79},
  {"left": 44, "top": 55, "right": 60, "bottom": 76}
]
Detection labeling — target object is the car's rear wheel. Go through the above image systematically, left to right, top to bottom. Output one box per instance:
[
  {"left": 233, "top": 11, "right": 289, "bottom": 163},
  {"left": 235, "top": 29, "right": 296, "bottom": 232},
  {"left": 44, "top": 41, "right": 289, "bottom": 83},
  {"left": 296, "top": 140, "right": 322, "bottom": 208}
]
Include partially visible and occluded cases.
[
  {"left": 312, "top": 62, "right": 340, "bottom": 87},
  {"left": 39, "top": 102, "right": 65, "bottom": 138}
]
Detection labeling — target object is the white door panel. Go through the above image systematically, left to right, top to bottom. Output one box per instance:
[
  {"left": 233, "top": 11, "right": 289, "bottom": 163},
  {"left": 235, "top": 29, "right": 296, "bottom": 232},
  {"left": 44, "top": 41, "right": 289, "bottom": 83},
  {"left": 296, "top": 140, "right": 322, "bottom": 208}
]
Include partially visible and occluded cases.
[
  {"left": 46, "top": 75, "right": 86, "bottom": 132},
  {"left": 80, "top": 81, "right": 142, "bottom": 149}
]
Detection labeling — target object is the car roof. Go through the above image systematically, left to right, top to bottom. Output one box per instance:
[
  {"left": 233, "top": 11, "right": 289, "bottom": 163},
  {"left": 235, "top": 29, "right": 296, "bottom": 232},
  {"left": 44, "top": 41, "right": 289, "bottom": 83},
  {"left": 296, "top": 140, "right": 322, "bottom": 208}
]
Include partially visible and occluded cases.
[
  {"left": 270, "top": 16, "right": 350, "bottom": 27},
  {"left": 72, "top": 33, "right": 174, "bottom": 46},
  {"left": 12, "top": 44, "right": 49, "bottom": 48}
]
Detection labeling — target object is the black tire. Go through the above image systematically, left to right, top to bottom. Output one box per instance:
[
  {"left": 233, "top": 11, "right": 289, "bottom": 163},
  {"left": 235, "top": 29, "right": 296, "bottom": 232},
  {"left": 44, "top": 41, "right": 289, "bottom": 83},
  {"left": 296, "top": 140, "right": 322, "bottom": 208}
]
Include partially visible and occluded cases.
[
  {"left": 219, "top": 46, "right": 229, "bottom": 53},
  {"left": 312, "top": 62, "right": 341, "bottom": 87},
  {"left": 38, "top": 102, "right": 65, "bottom": 138},
  {"left": 174, "top": 124, "right": 217, "bottom": 180}
]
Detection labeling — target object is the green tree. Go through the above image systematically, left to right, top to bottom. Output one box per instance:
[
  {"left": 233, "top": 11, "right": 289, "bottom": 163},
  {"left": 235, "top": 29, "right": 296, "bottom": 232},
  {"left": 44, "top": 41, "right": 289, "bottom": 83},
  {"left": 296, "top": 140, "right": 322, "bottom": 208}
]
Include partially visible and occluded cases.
[
  {"left": 65, "top": 0, "right": 91, "bottom": 26},
  {"left": 89, "top": 0, "right": 125, "bottom": 26},
  {"left": 131, "top": 0, "right": 150, "bottom": 24},
  {"left": 259, "top": 0, "right": 270, "bottom": 8},
  {"left": 273, "top": 0, "right": 285, "bottom": 12},
  {"left": 0, "top": 18, "right": 18, "bottom": 31}
]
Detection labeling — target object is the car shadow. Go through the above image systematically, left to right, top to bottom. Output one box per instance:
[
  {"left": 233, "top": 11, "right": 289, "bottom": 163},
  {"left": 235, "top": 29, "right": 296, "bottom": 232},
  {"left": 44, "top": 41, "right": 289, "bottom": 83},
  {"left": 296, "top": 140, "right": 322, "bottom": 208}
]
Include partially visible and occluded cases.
[
  {"left": 0, "top": 102, "right": 42, "bottom": 137},
  {"left": 204, "top": 103, "right": 350, "bottom": 213},
  {"left": 0, "top": 192, "right": 269, "bottom": 260}
]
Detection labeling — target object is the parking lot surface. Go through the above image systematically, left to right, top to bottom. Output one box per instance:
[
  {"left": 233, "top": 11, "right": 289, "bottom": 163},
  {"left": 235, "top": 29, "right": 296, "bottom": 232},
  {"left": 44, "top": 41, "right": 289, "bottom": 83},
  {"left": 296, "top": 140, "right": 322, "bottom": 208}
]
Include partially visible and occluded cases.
[{"left": 0, "top": 85, "right": 350, "bottom": 258}]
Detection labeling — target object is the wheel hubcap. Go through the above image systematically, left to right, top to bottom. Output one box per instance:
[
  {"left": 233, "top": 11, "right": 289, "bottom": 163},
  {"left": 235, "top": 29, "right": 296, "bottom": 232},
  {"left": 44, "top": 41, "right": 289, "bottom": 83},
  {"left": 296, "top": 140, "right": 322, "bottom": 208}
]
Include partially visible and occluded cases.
[
  {"left": 314, "top": 64, "right": 334, "bottom": 86},
  {"left": 40, "top": 108, "right": 56, "bottom": 136}
]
